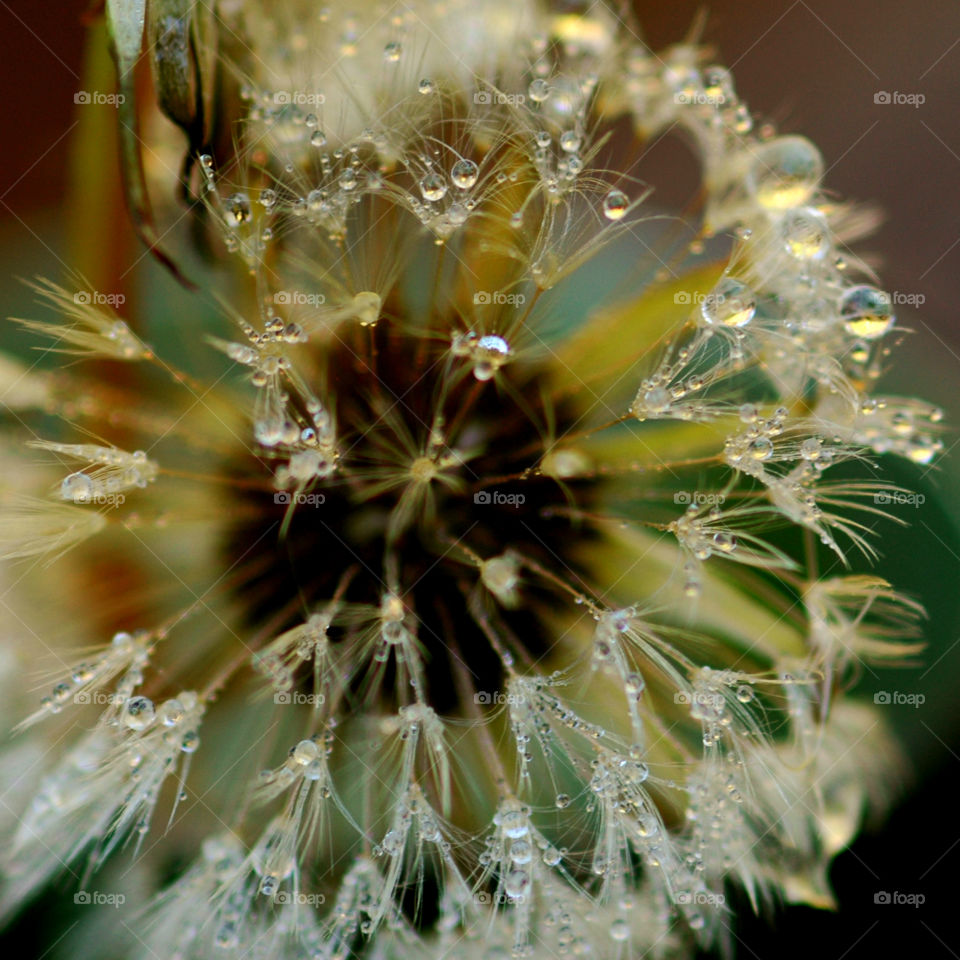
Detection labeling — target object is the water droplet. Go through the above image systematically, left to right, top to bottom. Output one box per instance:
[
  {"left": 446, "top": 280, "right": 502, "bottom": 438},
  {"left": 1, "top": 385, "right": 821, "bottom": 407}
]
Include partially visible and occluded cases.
[
  {"left": 384, "top": 42, "right": 402, "bottom": 62},
  {"left": 418, "top": 78, "right": 435, "bottom": 95},
  {"left": 528, "top": 79, "right": 550, "bottom": 103},
  {"left": 310, "top": 130, "right": 327, "bottom": 148},
  {"left": 559, "top": 130, "right": 581, "bottom": 152},
  {"left": 747, "top": 136, "right": 823, "bottom": 209},
  {"left": 451, "top": 159, "right": 479, "bottom": 190},
  {"left": 338, "top": 169, "right": 358, "bottom": 192},
  {"left": 419, "top": 173, "right": 448, "bottom": 202},
  {"left": 259, "top": 188, "right": 278, "bottom": 208},
  {"left": 603, "top": 189, "right": 629, "bottom": 220},
  {"left": 225, "top": 193, "right": 252, "bottom": 225},
  {"left": 781, "top": 207, "right": 829, "bottom": 260},
  {"left": 701, "top": 277, "right": 756, "bottom": 328},
  {"left": 840, "top": 285, "right": 895, "bottom": 339},
  {"left": 642, "top": 386, "right": 671, "bottom": 413},
  {"left": 748, "top": 437, "right": 774, "bottom": 460},
  {"left": 800, "top": 437, "right": 823, "bottom": 460},
  {"left": 61, "top": 471, "right": 95, "bottom": 503},
  {"left": 736, "top": 685, "right": 754, "bottom": 703},
  {"left": 123, "top": 696, "right": 155, "bottom": 731},
  {"left": 555, "top": 793, "right": 571, "bottom": 808},
  {"left": 504, "top": 867, "right": 530, "bottom": 899},
  {"left": 610, "top": 919, "right": 630, "bottom": 942}
]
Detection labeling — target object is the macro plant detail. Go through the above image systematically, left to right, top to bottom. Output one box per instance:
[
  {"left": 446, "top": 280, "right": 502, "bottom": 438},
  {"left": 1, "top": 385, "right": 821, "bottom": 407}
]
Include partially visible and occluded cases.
[{"left": 0, "top": 2, "right": 944, "bottom": 959}]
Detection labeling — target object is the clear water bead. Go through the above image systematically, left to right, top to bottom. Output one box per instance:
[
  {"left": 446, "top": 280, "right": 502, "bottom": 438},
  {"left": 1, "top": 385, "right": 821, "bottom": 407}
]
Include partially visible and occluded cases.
[
  {"left": 528, "top": 79, "right": 550, "bottom": 103},
  {"left": 747, "top": 136, "right": 824, "bottom": 209},
  {"left": 451, "top": 159, "right": 479, "bottom": 190},
  {"left": 420, "top": 173, "right": 448, "bottom": 202},
  {"left": 602, "top": 189, "right": 629, "bottom": 220},
  {"left": 781, "top": 206, "right": 830, "bottom": 260},
  {"left": 700, "top": 277, "right": 756, "bottom": 328},
  {"left": 840, "top": 285, "right": 895, "bottom": 339},
  {"left": 61, "top": 472, "right": 95, "bottom": 502},
  {"left": 123, "top": 696, "right": 155, "bottom": 731}
]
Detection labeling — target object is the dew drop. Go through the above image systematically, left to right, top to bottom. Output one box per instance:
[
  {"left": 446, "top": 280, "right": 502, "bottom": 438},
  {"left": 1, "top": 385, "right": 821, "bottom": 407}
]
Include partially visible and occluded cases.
[
  {"left": 528, "top": 78, "right": 550, "bottom": 103},
  {"left": 747, "top": 136, "right": 824, "bottom": 209},
  {"left": 451, "top": 159, "right": 479, "bottom": 190},
  {"left": 419, "top": 173, "right": 448, "bottom": 202},
  {"left": 602, "top": 189, "right": 629, "bottom": 220},
  {"left": 781, "top": 207, "right": 829, "bottom": 260},
  {"left": 701, "top": 277, "right": 756, "bottom": 328},
  {"left": 840, "top": 285, "right": 895, "bottom": 339},
  {"left": 123, "top": 696, "right": 155, "bottom": 731}
]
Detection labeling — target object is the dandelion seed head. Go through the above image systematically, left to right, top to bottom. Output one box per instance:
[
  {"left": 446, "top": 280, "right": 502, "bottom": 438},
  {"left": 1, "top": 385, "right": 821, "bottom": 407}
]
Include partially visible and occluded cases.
[{"left": 0, "top": 2, "right": 943, "bottom": 958}]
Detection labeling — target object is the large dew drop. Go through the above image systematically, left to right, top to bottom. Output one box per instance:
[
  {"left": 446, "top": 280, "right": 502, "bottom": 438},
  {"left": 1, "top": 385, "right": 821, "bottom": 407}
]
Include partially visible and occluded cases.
[
  {"left": 747, "top": 136, "right": 823, "bottom": 210},
  {"left": 602, "top": 189, "right": 629, "bottom": 220},
  {"left": 700, "top": 277, "right": 756, "bottom": 328},
  {"left": 840, "top": 285, "right": 895, "bottom": 339}
]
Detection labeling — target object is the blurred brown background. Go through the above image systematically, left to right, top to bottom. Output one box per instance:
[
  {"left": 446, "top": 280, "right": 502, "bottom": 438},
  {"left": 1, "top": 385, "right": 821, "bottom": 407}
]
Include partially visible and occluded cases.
[{"left": 0, "top": 1, "right": 958, "bottom": 958}]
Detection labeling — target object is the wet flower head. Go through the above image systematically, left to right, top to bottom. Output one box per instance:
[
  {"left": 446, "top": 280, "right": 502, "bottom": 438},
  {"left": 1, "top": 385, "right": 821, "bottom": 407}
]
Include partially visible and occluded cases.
[{"left": 0, "top": 2, "right": 943, "bottom": 958}]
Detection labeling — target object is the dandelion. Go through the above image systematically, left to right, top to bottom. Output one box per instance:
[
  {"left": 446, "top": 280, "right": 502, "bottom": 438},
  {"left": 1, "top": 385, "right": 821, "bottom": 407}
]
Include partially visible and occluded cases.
[{"left": 0, "top": 2, "right": 943, "bottom": 958}]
